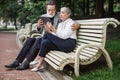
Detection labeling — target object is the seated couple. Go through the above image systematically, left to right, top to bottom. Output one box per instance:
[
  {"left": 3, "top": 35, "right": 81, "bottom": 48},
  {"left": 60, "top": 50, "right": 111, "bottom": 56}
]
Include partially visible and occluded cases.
[{"left": 5, "top": 1, "right": 79, "bottom": 71}]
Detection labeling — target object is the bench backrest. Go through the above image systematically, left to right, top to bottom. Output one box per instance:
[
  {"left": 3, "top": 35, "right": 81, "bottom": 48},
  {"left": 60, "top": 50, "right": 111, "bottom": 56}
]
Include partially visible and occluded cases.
[
  {"left": 74, "top": 18, "right": 119, "bottom": 65},
  {"left": 31, "top": 23, "right": 37, "bottom": 31}
]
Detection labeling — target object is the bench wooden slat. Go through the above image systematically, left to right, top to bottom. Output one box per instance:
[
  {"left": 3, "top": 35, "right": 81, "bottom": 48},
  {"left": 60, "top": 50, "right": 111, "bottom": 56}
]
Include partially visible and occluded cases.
[
  {"left": 76, "top": 18, "right": 110, "bottom": 23},
  {"left": 77, "top": 20, "right": 105, "bottom": 24},
  {"left": 80, "top": 25, "right": 104, "bottom": 29},
  {"left": 79, "top": 29, "right": 103, "bottom": 33},
  {"left": 78, "top": 32, "right": 103, "bottom": 38},
  {"left": 79, "top": 36, "right": 103, "bottom": 42},
  {"left": 77, "top": 39, "right": 102, "bottom": 45},
  {"left": 74, "top": 46, "right": 98, "bottom": 53},
  {"left": 81, "top": 46, "right": 98, "bottom": 50},
  {"left": 83, "top": 48, "right": 98, "bottom": 54},
  {"left": 82, "top": 49, "right": 98, "bottom": 55},
  {"left": 50, "top": 51, "right": 68, "bottom": 60},
  {"left": 80, "top": 51, "right": 96, "bottom": 58},
  {"left": 47, "top": 53, "right": 63, "bottom": 62},
  {"left": 79, "top": 54, "right": 89, "bottom": 60},
  {"left": 46, "top": 55, "right": 61, "bottom": 66},
  {"left": 45, "top": 58, "right": 59, "bottom": 70}
]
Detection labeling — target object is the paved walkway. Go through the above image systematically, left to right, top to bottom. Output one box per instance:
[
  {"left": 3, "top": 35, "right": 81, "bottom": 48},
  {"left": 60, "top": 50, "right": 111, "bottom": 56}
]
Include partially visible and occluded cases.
[{"left": 0, "top": 32, "right": 42, "bottom": 80}]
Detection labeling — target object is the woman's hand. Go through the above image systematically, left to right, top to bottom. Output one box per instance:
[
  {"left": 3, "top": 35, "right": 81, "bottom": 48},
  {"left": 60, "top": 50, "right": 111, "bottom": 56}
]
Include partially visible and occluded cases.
[{"left": 45, "top": 22, "right": 56, "bottom": 33}]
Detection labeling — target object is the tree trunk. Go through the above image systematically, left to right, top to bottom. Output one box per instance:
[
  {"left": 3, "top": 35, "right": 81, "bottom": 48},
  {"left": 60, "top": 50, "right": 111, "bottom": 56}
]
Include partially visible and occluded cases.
[
  {"left": 86, "top": 0, "right": 89, "bottom": 15},
  {"left": 95, "top": 0, "right": 104, "bottom": 18},
  {"left": 108, "top": 0, "right": 113, "bottom": 16},
  {"left": 13, "top": 18, "right": 18, "bottom": 30},
  {"left": 4, "top": 21, "right": 7, "bottom": 29}
]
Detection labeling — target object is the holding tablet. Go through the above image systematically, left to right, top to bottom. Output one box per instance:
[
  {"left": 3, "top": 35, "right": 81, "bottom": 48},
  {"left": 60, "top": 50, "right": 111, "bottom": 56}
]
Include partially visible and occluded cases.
[{"left": 39, "top": 17, "right": 51, "bottom": 24}]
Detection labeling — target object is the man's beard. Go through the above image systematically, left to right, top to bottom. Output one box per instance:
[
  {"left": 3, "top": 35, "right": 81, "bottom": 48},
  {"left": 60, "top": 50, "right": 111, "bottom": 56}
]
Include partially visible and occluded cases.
[{"left": 46, "top": 11, "right": 55, "bottom": 17}]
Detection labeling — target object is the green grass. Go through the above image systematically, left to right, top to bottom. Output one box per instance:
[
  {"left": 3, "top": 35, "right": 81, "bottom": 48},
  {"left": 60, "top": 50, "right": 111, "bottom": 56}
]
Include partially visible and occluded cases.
[
  {"left": 0, "top": 27, "right": 15, "bottom": 31},
  {"left": 72, "top": 38, "right": 120, "bottom": 80},
  {"left": 106, "top": 38, "right": 120, "bottom": 54}
]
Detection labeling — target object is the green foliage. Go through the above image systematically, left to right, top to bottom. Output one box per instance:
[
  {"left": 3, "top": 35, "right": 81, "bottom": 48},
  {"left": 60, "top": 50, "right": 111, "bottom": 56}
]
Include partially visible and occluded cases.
[
  {"left": 0, "top": 0, "right": 120, "bottom": 29},
  {"left": 0, "top": 0, "right": 21, "bottom": 29},
  {"left": 18, "top": 0, "right": 46, "bottom": 26},
  {"left": 54, "top": 0, "right": 83, "bottom": 19},
  {"left": 25, "top": 1, "right": 46, "bottom": 23}
]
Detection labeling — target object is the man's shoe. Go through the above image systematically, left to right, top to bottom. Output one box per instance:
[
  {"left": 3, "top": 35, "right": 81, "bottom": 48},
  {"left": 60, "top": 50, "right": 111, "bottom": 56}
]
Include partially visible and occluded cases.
[
  {"left": 16, "top": 60, "right": 30, "bottom": 70},
  {"left": 4, "top": 61, "right": 19, "bottom": 68},
  {"left": 5, "top": 63, "right": 19, "bottom": 68},
  {"left": 16, "top": 64, "right": 29, "bottom": 70}
]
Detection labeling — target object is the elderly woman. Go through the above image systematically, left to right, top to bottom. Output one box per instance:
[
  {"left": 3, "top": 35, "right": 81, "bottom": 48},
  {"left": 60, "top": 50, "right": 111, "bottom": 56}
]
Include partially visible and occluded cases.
[{"left": 31, "top": 7, "right": 77, "bottom": 71}]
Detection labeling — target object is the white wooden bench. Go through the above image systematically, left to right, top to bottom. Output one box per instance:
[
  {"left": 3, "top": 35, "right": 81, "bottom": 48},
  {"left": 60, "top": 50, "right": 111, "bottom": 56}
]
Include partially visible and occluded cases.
[
  {"left": 43, "top": 18, "right": 120, "bottom": 77},
  {"left": 16, "top": 23, "right": 32, "bottom": 48},
  {"left": 30, "top": 23, "right": 43, "bottom": 38}
]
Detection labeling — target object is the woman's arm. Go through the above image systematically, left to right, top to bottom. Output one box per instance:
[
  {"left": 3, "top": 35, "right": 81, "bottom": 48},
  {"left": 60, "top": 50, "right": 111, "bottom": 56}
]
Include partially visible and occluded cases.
[{"left": 45, "top": 22, "right": 57, "bottom": 33}]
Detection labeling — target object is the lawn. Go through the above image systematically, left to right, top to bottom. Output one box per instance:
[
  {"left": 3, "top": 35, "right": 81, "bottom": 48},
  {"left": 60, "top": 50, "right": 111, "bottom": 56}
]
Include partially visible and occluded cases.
[
  {"left": 0, "top": 27, "right": 15, "bottom": 31},
  {"left": 72, "top": 38, "right": 120, "bottom": 80}
]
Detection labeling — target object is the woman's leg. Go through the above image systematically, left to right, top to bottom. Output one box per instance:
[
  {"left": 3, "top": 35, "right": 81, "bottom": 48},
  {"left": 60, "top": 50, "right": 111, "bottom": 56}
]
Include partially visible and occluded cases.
[
  {"left": 44, "top": 33, "right": 76, "bottom": 52},
  {"left": 31, "top": 38, "right": 57, "bottom": 71},
  {"left": 39, "top": 38, "right": 57, "bottom": 57},
  {"left": 35, "top": 56, "right": 44, "bottom": 69}
]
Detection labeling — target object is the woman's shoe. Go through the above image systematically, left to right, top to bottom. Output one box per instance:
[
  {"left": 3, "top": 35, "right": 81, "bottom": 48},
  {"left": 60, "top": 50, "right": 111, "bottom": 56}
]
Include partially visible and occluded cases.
[
  {"left": 30, "top": 61, "right": 38, "bottom": 66},
  {"left": 31, "top": 65, "right": 44, "bottom": 72},
  {"left": 31, "top": 67, "right": 39, "bottom": 72}
]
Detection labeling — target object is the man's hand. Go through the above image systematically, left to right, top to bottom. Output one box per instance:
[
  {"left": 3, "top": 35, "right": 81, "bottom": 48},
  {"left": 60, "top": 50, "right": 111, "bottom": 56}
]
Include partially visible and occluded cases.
[
  {"left": 37, "top": 19, "right": 43, "bottom": 28},
  {"left": 71, "top": 23, "right": 80, "bottom": 31}
]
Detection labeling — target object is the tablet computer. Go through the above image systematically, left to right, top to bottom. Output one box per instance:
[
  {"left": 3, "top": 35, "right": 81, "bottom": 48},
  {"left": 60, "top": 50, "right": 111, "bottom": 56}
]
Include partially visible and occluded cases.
[{"left": 39, "top": 17, "right": 51, "bottom": 24}]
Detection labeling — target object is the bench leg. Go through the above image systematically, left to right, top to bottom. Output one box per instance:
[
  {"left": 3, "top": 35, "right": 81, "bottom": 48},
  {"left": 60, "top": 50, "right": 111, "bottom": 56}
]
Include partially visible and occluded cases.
[
  {"left": 101, "top": 47, "right": 113, "bottom": 70},
  {"left": 74, "top": 55, "right": 80, "bottom": 77}
]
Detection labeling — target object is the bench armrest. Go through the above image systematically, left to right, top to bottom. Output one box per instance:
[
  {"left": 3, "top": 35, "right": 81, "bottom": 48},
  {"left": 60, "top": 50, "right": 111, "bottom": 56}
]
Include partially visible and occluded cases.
[
  {"left": 30, "top": 33, "right": 42, "bottom": 38},
  {"left": 74, "top": 44, "right": 112, "bottom": 76}
]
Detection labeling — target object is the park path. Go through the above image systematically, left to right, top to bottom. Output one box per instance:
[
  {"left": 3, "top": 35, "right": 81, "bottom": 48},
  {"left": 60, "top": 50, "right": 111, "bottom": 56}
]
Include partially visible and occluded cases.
[{"left": 0, "top": 32, "right": 42, "bottom": 80}]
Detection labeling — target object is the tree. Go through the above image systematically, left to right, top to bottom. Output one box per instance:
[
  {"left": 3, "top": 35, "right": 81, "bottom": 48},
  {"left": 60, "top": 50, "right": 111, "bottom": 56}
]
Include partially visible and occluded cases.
[
  {"left": 0, "top": 0, "right": 10, "bottom": 28},
  {"left": 0, "top": 0, "right": 21, "bottom": 29},
  {"left": 7, "top": 0, "right": 21, "bottom": 29},
  {"left": 18, "top": 0, "right": 46, "bottom": 27}
]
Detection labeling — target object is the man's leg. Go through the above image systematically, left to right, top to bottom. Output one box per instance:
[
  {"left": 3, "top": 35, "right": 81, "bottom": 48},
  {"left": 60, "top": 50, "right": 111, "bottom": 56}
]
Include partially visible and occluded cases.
[
  {"left": 4, "top": 37, "right": 36, "bottom": 68},
  {"left": 15, "top": 37, "right": 36, "bottom": 63},
  {"left": 16, "top": 38, "right": 42, "bottom": 70},
  {"left": 27, "top": 38, "right": 42, "bottom": 62}
]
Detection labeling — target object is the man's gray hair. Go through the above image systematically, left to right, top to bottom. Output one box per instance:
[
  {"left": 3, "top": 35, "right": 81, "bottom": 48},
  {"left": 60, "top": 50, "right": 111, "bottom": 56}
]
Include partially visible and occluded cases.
[{"left": 61, "top": 7, "right": 72, "bottom": 16}]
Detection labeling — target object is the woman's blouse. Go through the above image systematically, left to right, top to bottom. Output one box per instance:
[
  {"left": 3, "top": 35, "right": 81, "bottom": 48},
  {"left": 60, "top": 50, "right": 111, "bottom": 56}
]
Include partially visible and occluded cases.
[{"left": 52, "top": 18, "right": 77, "bottom": 40}]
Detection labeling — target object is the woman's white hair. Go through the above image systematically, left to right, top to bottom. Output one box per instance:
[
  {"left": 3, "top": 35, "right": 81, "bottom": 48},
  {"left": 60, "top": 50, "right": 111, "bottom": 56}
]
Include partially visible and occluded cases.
[{"left": 61, "top": 7, "right": 72, "bottom": 16}]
